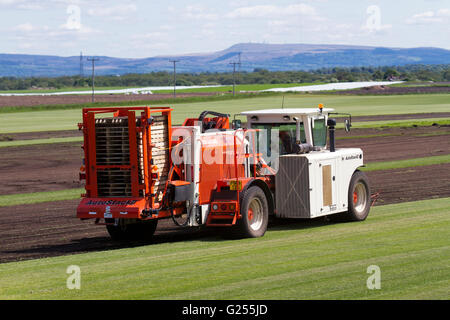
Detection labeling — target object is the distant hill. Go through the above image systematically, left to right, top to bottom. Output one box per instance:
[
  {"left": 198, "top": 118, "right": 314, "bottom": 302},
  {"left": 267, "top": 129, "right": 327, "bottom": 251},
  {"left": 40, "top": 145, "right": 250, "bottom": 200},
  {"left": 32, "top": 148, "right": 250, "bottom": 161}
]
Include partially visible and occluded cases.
[{"left": 1, "top": 43, "right": 450, "bottom": 77}]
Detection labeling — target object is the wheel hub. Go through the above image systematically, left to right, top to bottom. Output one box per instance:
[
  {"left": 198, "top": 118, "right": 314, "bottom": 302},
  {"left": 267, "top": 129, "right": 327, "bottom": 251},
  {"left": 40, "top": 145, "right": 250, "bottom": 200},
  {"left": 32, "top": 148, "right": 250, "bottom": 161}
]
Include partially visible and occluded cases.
[{"left": 248, "top": 198, "right": 263, "bottom": 231}]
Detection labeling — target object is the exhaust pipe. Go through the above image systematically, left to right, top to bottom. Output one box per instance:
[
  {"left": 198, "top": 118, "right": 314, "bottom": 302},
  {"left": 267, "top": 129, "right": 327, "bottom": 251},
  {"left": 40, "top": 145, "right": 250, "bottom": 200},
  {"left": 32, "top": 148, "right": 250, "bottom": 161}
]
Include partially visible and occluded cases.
[{"left": 327, "top": 118, "right": 336, "bottom": 152}]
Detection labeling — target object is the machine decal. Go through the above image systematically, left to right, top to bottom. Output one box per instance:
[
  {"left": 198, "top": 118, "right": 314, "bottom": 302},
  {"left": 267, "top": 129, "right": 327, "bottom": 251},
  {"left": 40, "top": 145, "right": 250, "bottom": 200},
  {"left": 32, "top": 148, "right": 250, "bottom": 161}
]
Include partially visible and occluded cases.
[{"left": 86, "top": 200, "right": 137, "bottom": 206}]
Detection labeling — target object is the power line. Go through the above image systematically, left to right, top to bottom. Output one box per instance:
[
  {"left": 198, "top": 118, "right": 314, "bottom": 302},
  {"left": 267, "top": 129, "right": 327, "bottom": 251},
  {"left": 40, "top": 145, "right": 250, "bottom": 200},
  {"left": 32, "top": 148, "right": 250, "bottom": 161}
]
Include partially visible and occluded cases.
[
  {"left": 87, "top": 57, "right": 99, "bottom": 103},
  {"left": 169, "top": 60, "right": 179, "bottom": 98}
]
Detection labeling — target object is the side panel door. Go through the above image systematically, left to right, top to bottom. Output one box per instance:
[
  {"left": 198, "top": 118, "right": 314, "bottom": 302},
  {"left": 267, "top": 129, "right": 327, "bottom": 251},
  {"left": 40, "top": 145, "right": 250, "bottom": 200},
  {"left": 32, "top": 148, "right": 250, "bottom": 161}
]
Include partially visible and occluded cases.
[{"left": 314, "top": 159, "right": 338, "bottom": 217}]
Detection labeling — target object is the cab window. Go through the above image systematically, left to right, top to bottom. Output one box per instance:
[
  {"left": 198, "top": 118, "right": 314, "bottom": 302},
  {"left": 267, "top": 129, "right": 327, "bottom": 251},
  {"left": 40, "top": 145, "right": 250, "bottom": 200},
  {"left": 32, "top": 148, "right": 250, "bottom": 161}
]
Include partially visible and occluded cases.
[
  {"left": 312, "top": 118, "right": 327, "bottom": 147},
  {"left": 251, "top": 123, "right": 306, "bottom": 156}
]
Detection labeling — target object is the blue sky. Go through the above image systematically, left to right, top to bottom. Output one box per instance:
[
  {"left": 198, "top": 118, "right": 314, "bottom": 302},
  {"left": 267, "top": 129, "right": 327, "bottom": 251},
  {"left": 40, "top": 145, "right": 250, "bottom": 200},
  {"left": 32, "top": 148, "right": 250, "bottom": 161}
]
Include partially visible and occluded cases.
[{"left": 0, "top": 0, "right": 449, "bottom": 58}]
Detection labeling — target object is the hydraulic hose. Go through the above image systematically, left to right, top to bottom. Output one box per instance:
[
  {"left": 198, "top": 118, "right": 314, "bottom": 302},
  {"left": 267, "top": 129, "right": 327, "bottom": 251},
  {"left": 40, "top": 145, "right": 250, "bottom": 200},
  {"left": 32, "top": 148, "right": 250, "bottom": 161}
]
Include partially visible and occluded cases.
[{"left": 170, "top": 205, "right": 194, "bottom": 227}]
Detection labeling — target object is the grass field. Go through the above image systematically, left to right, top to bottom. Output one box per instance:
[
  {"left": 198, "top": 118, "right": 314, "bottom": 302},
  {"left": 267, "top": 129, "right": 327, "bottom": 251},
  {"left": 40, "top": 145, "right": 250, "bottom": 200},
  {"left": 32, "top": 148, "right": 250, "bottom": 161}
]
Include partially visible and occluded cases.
[
  {"left": 0, "top": 93, "right": 449, "bottom": 134},
  {"left": 0, "top": 136, "right": 83, "bottom": 148},
  {"left": 361, "top": 154, "right": 450, "bottom": 172},
  {"left": 0, "top": 188, "right": 84, "bottom": 207},
  {"left": 0, "top": 197, "right": 448, "bottom": 299}
]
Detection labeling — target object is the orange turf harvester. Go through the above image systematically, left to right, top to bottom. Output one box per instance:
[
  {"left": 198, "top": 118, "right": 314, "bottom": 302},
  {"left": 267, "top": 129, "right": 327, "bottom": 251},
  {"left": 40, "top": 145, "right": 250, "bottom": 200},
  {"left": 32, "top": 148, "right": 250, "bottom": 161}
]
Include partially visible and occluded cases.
[{"left": 77, "top": 106, "right": 371, "bottom": 239}]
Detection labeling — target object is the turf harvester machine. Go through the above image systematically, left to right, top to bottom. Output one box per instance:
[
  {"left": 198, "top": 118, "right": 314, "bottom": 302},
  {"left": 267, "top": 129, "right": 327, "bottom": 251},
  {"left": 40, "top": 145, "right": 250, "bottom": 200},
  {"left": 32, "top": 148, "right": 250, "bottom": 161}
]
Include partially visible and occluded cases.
[{"left": 77, "top": 105, "right": 371, "bottom": 240}]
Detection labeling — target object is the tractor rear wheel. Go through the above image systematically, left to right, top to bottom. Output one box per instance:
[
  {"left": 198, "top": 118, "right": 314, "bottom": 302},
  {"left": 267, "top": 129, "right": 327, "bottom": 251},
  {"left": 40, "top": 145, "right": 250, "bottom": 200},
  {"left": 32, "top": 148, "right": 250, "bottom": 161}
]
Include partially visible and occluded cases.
[
  {"left": 341, "top": 171, "right": 371, "bottom": 221},
  {"left": 235, "top": 186, "right": 269, "bottom": 238},
  {"left": 106, "top": 219, "right": 158, "bottom": 240}
]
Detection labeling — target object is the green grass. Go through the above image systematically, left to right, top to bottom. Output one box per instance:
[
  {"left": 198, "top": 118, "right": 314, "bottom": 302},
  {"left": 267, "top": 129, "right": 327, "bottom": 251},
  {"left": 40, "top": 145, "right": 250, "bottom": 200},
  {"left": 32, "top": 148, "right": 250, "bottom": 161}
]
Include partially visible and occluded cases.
[
  {"left": 390, "top": 82, "right": 450, "bottom": 88},
  {"left": 0, "top": 92, "right": 271, "bottom": 114},
  {"left": 1, "top": 93, "right": 449, "bottom": 134},
  {"left": 347, "top": 118, "right": 450, "bottom": 129},
  {"left": 337, "top": 130, "right": 450, "bottom": 141},
  {"left": 0, "top": 136, "right": 83, "bottom": 148},
  {"left": 362, "top": 154, "right": 450, "bottom": 172},
  {"left": 0, "top": 189, "right": 84, "bottom": 207},
  {"left": 0, "top": 197, "right": 448, "bottom": 299}
]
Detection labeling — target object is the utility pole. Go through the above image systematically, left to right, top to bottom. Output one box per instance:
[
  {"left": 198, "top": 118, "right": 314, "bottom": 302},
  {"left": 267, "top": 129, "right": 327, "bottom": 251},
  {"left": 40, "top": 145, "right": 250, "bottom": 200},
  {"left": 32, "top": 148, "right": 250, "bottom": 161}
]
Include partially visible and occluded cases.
[
  {"left": 80, "top": 51, "right": 84, "bottom": 78},
  {"left": 238, "top": 52, "right": 241, "bottom": 76},
  {"left": 87, "top": 57, "right": 99, "bottom": 103},
  {"left": 169, "top": 60, "right": 179, "bottom": 98},
  {"left": 229, "top": 62, "right": 240, "bottom": 97}
]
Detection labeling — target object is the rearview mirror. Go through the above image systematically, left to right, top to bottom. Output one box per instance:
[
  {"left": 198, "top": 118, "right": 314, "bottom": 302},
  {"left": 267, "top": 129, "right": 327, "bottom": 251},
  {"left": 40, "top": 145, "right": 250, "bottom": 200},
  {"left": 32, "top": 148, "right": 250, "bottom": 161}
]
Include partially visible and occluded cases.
[
  {"left": 232, "top": 119, "right": 242, "bottom": 129},
  {"left": 345, "top": 119, "right": 351, "bottom": 132}
]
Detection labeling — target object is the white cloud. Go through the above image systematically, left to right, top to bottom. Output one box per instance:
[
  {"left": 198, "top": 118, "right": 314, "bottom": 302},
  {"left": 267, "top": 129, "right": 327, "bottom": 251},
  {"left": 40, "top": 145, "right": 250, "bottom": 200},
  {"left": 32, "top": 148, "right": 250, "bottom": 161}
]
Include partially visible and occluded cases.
[
  {"left": 0, "top": 0, "right": 80, "bottom": 10},
  {"left": 87, "top": 4, "right": 137, "bottom": 21},
  {"left": 226, "top": 4, "right": 316, "bottom": 19},
  {"left": 184, "top": 5, "right": 218, "bottom": 20},
  {"left": 406, "top": 8, "right": 450, "bottom": 24},
  {"left": 437, "top": 8, "right": 450, "bottom": 17},
  {"left": 12, "top": 22, "right": 36, "bottom": 32},
  {"left": 58, "top": 23, "right": 98, "bottom": 35},
  {"left": 132, "top": 32, "right": 167, "bottom": 40}
]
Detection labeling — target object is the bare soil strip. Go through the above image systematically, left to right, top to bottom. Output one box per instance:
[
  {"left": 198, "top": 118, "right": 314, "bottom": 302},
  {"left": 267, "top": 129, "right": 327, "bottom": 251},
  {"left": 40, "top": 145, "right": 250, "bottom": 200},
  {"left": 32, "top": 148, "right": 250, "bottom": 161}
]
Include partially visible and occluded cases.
[
  {"left": 0, "top": 92, "right": 218, "bottom": 108},
  {"left": 338, "top": 126, "right": 450, "bottom": 163},
  {"left": 0, "top": 142, "right": 83, "bottom": 195},
  {"left": 367, "top": 163, "right": 450, "bottom": 206}
]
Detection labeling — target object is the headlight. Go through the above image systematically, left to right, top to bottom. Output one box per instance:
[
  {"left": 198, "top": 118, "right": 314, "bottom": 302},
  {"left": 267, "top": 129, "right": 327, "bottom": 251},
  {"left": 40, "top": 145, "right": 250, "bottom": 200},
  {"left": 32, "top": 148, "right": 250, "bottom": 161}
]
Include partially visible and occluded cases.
[{"left": 212, "top": 204, "right": 219, "bottom": 211}]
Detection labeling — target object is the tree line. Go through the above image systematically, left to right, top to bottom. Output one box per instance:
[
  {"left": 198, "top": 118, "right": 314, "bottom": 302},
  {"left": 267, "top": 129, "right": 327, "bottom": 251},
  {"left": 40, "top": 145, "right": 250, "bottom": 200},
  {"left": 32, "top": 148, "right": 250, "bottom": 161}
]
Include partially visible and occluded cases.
[{"left": 0, "top": 64, "right": 449, "bottom": 91}]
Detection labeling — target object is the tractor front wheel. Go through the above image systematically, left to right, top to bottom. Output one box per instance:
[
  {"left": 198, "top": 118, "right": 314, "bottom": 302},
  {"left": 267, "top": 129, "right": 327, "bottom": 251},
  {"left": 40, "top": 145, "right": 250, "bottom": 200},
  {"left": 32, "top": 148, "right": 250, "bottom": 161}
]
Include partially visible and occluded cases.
[{"left": 235, "top": 186, "right": 269, "bottom": 238}]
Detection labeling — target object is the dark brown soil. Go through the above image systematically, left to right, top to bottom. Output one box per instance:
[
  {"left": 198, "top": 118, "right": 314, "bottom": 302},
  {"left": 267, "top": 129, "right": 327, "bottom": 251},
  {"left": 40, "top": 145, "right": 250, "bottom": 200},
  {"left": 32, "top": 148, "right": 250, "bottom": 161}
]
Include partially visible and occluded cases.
[
  {"left": 0, "top": 92, "right": 219, "bottom": 108},
  {"left": 338, "top": 126, "right": 450, "bottom": 163},
  {"left": 0, "top": 142, "right": 83, "bottom": 195},
  {"left": 366, "top": 163, "right": 450, "bottom": 206}
]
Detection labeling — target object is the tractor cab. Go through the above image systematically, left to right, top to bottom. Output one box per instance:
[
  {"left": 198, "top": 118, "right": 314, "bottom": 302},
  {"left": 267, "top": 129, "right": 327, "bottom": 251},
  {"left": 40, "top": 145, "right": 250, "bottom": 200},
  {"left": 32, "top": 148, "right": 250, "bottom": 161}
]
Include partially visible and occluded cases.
[{"left": 241, "top": 106, "right": 347, "bottom": 156}]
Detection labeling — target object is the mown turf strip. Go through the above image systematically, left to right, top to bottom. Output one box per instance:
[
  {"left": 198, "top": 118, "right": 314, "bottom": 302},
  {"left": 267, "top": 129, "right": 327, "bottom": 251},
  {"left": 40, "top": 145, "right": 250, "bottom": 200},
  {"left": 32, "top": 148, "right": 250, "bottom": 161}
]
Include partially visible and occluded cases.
[
  {"left": 350, "top": 119, "right": 450, "bottom": 129},
  {"left": 337, "top": 130, "right": 450, "bottom": 140},
  {"left": 0, "top": 136, "right": 83, "bottom": 148},
  {"left": 361, "top": 154, "right": 450, "bottom": 172},
  {"left": 0, "top": 189, "right": 84, "bottom": 207},
  {"left": 0, "top": 197, "right": 448, "bottom": 299}
]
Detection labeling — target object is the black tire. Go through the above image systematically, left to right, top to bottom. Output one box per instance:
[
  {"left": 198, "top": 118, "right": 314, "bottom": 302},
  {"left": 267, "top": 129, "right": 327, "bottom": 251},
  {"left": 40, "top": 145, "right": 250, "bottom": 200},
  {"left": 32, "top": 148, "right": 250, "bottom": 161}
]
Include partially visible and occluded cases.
[
  {"left": 332, "top": 170, "right": 371, "bottom": 222},
  {"left": 347, "top": 171, "right": 371, "bottom": 221},
  {"left": 235, "top": 186, "right": 269, "bottom": 238},
  {"left": 106, "top": 219, "right": 158, "bottom": 240}
]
